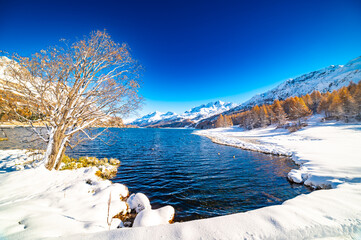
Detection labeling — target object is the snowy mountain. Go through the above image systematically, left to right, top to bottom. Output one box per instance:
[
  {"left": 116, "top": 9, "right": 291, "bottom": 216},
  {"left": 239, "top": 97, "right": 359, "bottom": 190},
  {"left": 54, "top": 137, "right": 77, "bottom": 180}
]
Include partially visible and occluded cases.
[
  {"left": 133, "top": 56, "right": 361, "bottom": 128},
  {"left": 232, "top": 56, "right": 361, "bottom": 111},
  {"left": 130, "top": 101, "right": 236, "bottom": 127},
  {"left": 182, "top": 101, "right": 237, "bottom": 121},
  {"left": 131, "top": 111, "right": 179, "bottom": 127}
]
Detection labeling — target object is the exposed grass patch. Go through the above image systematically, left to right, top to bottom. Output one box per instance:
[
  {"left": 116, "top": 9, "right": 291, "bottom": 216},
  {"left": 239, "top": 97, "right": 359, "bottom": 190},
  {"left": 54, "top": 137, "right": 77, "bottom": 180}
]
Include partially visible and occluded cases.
[{"left": 60, "top": 155, "right": 121, "bottom": 180}]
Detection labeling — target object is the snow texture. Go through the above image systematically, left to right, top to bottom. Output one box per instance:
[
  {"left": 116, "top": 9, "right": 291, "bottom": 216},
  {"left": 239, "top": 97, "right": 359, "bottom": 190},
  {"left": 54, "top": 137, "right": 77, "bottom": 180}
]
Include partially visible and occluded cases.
[
  {"left": 59, "top": 117, "right": 361, "bottom": 239},
  {"left": 0, "top": 152, "right": 130, "bottom": 239},
  {"left": 127, "top": 193, "right": 151, "bottom": 213},
  {"left": 133, "top": 206, "right": 175, "bottom": 228}
]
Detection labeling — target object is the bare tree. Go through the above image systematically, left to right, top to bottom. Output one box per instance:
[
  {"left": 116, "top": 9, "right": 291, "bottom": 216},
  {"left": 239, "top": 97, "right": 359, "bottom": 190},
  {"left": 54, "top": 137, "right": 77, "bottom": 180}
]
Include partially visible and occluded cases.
[{"left": 0, "top": 30, "right": 142, "bottom": 170}]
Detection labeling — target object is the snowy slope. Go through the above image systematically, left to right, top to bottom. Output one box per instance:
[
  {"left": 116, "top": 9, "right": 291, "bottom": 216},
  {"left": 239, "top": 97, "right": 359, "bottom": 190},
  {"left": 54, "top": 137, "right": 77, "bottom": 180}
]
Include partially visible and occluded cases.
[
  {"left": 235, "top": 56, "right": 361, "bottom": 111},
  {"left": 182, "top": 100, "right": 236, "bottom": 121},
  {"left": 131, "top": 101, "right": 236, "bottom": 127},
  {"left": 131, "top": 111, "right": 179, "bottom": 127}
]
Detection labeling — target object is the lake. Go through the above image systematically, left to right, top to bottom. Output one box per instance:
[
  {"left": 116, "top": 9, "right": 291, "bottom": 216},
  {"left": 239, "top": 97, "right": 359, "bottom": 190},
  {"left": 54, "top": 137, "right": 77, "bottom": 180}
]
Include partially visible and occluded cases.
[{"left": 0, "top": 127, "right": 310, "bottom": 222}]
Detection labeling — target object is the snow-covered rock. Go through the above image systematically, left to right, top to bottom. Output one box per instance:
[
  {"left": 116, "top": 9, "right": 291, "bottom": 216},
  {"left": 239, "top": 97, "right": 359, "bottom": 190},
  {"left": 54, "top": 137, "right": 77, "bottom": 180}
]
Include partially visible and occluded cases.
[
  {"left": 287, "top": 167, "right": 309, "bottom": 184},
  {"left": 127, "top": 193, "right": 151, "bottom": 213},
  {"left": 133, "top": 205, "right": 175, "bottom": 228}
]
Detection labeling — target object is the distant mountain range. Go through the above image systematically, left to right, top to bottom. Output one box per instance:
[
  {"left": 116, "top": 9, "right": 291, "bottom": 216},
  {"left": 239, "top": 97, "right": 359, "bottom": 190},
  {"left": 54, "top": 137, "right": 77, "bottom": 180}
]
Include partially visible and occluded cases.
[
  {"left": 131, "top": 55, "right": 361, "bottom": 128},
  {"left": 131, "top": 101, "right": 236, "bottom": 127}
]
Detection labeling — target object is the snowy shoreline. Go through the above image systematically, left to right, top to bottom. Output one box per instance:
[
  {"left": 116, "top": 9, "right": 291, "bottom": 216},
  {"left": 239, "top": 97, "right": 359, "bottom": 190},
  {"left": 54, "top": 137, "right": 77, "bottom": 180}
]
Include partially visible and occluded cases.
[
  {"left": 194, "top": 116, "right": 361, "bottom": 189},
  {"left": 1, "top": 117, "right": 361, "bottom": 239},
  {"left": 65, "top": 117, "right": 361, "bottom": 239}
]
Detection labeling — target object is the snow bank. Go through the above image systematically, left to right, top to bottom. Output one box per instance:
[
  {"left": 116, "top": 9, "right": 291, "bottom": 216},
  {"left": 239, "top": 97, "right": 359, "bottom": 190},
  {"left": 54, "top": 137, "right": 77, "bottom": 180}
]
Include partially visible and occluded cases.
[
  {"left": 2, "top": 117, "right": 361, "bottom": 239},
  {"left": 195, "top": 117, "right": 361, "bottom": 189},
  {"left": 61, "top": 118, "right": 361, "bottom": 239},
  {"left": 0, "top": 150, "right": 130, "bottom": 239},
  {"left": 0, "top": 150, "right": 176, "bottom": 239},
  {"left": 133, "top": 206, "right": 175, "bottom": 228}
]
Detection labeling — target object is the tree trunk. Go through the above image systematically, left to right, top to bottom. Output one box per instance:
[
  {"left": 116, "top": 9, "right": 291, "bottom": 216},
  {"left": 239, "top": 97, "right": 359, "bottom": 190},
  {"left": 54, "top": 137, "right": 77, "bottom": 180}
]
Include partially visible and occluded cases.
[
  {"left": 44, "top": 128, "right": 66, "bottom": 170},
  {"left": 54, "top": 142, "right": 67, "bottom": 170}
]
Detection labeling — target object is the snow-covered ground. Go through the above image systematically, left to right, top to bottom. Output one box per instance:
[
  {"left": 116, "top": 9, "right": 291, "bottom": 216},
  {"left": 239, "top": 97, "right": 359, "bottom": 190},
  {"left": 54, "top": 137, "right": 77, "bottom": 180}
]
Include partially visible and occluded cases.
[
  {"left": 195, "top": 116, "right": 361, "bottom": 189},
  {"left": 1, "top": 117, "right": 361, "bottom": 239},
  {"left": 0, "top": 150, "right": 130, "bottom": 239}
]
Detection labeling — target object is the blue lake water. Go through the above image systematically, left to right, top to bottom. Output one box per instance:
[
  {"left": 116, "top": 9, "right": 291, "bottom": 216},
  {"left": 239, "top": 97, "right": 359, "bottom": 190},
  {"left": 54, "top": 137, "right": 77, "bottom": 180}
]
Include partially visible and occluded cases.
[
  {"left": 0, "top": 127, "right": 311, "bottom": 221},
  {"left": 66, "top": 128, "right": 311, "bottom": 222}
]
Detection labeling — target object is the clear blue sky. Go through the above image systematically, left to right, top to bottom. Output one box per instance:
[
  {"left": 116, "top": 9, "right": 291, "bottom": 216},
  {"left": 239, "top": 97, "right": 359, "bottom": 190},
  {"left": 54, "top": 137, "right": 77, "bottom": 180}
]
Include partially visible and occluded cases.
[{"left": 1, "top": 0, "right": 361, "bottom": 120}]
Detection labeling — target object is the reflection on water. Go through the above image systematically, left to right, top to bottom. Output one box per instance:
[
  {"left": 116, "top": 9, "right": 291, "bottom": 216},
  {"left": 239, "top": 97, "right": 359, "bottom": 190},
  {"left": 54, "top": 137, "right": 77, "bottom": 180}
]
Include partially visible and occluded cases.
[{"left": 0, "top": 127, "right": 311, "bottom": 222}]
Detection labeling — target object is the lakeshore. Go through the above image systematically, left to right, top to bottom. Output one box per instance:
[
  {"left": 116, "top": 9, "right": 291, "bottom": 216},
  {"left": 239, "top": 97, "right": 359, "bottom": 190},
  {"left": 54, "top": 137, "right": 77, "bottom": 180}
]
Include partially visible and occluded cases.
[{"left": 0, "top": 116, "right": 360, "bottom": 239}]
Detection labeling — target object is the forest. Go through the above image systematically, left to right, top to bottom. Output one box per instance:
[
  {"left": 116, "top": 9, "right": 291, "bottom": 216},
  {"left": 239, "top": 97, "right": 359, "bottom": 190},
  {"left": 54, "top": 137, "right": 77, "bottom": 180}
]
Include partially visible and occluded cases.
[{"left": 215, "top": 80, "right": 361, "bottom": 130}]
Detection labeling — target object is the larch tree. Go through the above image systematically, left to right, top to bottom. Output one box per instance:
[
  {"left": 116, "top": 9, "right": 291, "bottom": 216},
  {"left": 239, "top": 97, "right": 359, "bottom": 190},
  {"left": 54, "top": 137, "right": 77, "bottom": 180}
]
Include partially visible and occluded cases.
[
  {"left": 0, "top": 30, "right": 142, "bottom": 170},
  {"left": 338, "top": 87, "right": 356, "bottom": 121},
  {"left": 310, "top": 90, "right": 323, "bottom": 112},
  {"left": 317, "top": 92, "right": 331, "bottom": 116},
  {"left": 328, "top": 92, "right": 343, "bottom": 118},
  {"left": 301, "top": 94, "right": 313, "bottom": 111},
  {"left": 285, "top": 97, "right": 311, "bottom": 122},
  {"left": 271, "top": 99, "right": 287, "bottom": 126},
  {"left": 259, "top": 104, "right": 270, "bottom": 127},
  {"left": 215, "top": 114, "right": 225, "bottom": 128},
  {"left": 215, "top": 114, "right": 233, "bottom": 128}
]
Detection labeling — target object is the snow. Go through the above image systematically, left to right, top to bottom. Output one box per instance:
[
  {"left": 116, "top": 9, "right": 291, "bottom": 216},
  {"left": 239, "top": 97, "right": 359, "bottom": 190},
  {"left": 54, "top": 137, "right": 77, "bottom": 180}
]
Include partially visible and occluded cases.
[
  {"left": 129, "top": 56, "right": 361, "bottom": 128},
  {"left": 233, "top": 56, "right": 361, "bottom": 111},
  {"left": 130, "top": 101, "right": 237, "bottom": 127},
  {"left": 131, "top": 111, "right": 180, "bottom": 126},
  {"left": 195, "top": 116, "right": 361, "bottom": 189},
  {"left": 1, "top": 117, "right": 361, "bottom": 239},
  {"left": 59, "top": 117, "right": 361, "bottom": 239},
  {"left": 0, "top": 150, "right": 130, "bottom": 239},
  {"left": 127, "top": 193, "right": 151, "bottom": 213},
  {"left": 133, "top": 206, "right": 175, "bottom": 228}
]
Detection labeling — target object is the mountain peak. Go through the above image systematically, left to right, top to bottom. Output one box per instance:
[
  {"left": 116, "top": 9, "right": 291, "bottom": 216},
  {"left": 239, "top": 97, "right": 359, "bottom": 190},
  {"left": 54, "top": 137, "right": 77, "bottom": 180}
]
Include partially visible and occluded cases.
[{"left": 131, "top": 100, "right": 236, "bottom": 126}]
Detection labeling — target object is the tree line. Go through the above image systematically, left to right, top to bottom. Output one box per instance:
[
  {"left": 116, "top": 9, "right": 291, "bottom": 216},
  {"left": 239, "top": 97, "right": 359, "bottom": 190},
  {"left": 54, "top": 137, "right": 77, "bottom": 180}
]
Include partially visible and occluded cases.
[{"left": 215, "top": 80, "right": 361, "bottom": 129}]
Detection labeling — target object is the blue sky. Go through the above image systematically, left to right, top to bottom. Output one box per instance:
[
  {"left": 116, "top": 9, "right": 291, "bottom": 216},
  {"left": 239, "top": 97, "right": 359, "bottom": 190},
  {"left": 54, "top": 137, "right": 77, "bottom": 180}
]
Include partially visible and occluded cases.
[{"left": 1, "top": 0, "right": 361, "bottom": 120}]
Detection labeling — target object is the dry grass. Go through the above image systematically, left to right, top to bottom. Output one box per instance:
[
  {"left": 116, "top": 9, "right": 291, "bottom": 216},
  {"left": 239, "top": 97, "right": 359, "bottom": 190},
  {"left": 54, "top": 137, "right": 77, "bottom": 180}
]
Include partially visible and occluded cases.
[{"left": 60, "top": 155, "right": 121, "bottom": 180}]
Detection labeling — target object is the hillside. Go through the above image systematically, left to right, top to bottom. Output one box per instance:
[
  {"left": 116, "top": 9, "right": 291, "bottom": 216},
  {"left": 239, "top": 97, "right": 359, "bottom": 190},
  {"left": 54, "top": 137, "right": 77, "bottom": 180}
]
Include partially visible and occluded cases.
[
  {"left": 196, "top": 56, "right": 361, "bottom": 128},
  {"left": 232, "top": 56, "right": 361, "bottom": 112}
]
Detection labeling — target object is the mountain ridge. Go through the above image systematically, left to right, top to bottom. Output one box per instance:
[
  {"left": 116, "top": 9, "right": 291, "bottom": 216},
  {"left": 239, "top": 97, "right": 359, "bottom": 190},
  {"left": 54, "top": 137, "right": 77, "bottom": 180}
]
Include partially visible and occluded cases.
[
  {"left": 131, "top": 55, "right": 361, "bottom": 128},
  {"left": 130, "top": 101, "right": 237, "bottom": 127}
]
